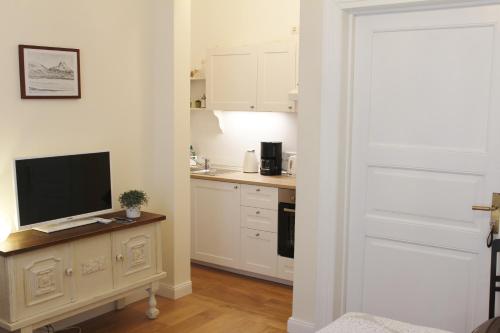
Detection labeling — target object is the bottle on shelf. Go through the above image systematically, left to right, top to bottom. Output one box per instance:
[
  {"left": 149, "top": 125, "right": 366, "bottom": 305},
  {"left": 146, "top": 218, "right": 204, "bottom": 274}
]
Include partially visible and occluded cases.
[{"left": 201, "top": 94, "right": 207, "bottom": 108}]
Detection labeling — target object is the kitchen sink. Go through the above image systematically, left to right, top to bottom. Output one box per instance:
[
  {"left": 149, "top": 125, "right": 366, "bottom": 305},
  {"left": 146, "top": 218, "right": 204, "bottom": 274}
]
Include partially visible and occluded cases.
[{"left": 190, "top": 168, "right": 235, "bottom": 176}]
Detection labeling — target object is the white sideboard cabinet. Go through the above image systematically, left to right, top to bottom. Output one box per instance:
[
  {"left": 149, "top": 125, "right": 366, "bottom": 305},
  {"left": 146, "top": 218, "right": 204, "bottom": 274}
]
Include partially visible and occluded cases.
[{"left": 0, "top": 212, "right": 166, "bottom": 333}]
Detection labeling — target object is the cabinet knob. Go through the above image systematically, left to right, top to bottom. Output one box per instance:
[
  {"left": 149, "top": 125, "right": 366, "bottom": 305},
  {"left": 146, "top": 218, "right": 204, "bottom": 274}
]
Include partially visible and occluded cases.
[
  {"left": 250, "top": 105, "right": 255, "bottom": 109},
  {"left": 288, "top": 106, "right": 293, "bottom": 110},
  {"left": 234, "top": 185, "right": 238, "bottom": 189},
  {"left": 256, "top": 188, "right": 261, "bottom": 192},
  {"left": 256, "top": 211, "right": 260, "bottom": 215},
  {"left": 256, "top": 233, "right": 260, "bottom": 237},
  {"left": 116, "top": 254, "right": 124, "bottom": 262},
  {"left": 65, "top": 268, "right": 73, "bottom": 276}
]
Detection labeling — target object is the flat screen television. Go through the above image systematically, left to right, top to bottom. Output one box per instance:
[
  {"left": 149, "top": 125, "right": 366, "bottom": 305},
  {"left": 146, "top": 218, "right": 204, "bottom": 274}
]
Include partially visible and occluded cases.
[{"left": 14, "top": 152, "right": 112, "bottom": 230}]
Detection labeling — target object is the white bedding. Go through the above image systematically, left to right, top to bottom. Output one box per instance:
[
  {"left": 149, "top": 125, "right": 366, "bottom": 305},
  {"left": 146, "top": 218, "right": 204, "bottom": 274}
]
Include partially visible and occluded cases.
[{"left": 317, "top": 313, "right": 453, "bottom": 333}]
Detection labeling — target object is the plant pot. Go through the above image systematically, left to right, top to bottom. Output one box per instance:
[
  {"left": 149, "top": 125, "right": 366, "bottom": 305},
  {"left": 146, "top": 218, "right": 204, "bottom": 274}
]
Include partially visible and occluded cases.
[{"left": 126, "top": 207, "right": 141, "bottom": 219}]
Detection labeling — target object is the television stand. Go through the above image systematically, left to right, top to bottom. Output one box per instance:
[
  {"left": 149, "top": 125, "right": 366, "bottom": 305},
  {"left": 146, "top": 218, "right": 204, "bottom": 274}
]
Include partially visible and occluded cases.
[{"left": 0, "top": 211, "right": 166, "bottom": 333}]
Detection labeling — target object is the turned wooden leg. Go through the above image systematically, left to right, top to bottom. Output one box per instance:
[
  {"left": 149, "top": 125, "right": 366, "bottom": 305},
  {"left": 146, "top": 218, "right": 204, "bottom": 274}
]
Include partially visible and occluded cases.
[
  {"left": 146, "top": 285, "right": 159, "bottom": 319},
  {"left": 115, "top": 297, "right": 127, "bottom": 310}
]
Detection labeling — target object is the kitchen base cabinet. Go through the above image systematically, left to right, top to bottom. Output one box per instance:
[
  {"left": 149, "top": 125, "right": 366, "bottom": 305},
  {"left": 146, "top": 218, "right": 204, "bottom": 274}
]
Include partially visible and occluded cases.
[
  {"left": 191, "top": 179, "right": 294, "bottom": 283},
  {"left": 191, "top": 180, "right": 241, "bottom": 268},
  {"left": 0, "top": 213, "right": 166, "bottom": 333},
  {"left": 241, "top": 229, "right": 277, "bottom": 276},
  {"left": 277, "top": 256, "right": 294, "bottom": 281}
]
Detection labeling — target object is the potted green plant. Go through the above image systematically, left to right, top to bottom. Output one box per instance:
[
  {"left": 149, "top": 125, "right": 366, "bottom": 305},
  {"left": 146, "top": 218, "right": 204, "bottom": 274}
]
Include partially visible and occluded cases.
[{"left": 119, "top": 190, "right": 148, "bottom": 219}]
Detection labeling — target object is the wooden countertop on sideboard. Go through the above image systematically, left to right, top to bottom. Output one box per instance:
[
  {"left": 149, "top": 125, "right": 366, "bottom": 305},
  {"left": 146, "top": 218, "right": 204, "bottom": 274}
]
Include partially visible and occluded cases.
[
  {"left": 191, "top": 171, "right": 296, "bottom": 190},
  {"left": 0, "top": 211, "right": 166, "bottom": 257}
]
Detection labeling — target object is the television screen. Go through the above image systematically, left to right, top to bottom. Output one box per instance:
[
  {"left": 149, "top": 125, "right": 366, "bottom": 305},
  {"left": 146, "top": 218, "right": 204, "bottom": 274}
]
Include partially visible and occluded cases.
[{"left": 15, "top": 152, "right": 112, "bottom": 228}]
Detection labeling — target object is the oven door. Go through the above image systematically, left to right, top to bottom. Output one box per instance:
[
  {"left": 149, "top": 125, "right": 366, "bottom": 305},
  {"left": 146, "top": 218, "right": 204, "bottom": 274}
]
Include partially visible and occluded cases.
[{"left": 278, "top": 202, "right": 295, "bottom": 258}]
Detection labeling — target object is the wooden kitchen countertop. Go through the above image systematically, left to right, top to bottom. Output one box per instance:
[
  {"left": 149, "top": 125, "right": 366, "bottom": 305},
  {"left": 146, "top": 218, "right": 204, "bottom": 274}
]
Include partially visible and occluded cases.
[{"left": 191, "top": 171, "right": 296, "bottom": 189}]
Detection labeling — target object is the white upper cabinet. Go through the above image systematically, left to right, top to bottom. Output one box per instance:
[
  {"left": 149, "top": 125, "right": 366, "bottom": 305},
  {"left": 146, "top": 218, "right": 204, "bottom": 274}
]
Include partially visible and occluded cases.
[
  {"left": 206, "top": 41, "right": 297, "bottom": 112},
  {"left": 257, "top": 41, "right": 297, "bottom": 112},
  {"left": 206, "top": 46, "right": 258, "bottom": 111}
]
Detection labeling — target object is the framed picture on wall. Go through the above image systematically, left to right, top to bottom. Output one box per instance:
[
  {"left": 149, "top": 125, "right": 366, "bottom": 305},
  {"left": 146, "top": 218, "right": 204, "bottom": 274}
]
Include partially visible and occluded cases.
[{"left": 18, "top": 45, "right": 81, "bottom": 99}]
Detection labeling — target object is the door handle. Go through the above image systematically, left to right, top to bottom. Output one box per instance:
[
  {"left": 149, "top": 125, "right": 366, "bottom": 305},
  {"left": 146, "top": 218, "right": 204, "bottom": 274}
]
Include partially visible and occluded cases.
[
  {"left": 473, "top": 193, "right": 500, "bottom": 235},
  {"left": 472, "top": 205, "right": 498, "bottom": 212},
  {"left": 284, "top": 208, "right": 295, "bottom": 213}
]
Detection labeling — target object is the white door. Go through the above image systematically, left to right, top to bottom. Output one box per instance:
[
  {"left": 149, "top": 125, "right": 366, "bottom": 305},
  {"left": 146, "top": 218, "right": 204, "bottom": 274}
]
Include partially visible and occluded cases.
[
  {"left": 347, "top": 6, "right": 500, "bottom": 333},
  {"left": 257, "top": 41, "right": 296, "bottom": 112},
  {"left": 206, "top": 46, "right": 258, "bottom": 111},
  {"left": 191, "top": 179, "right": 241, "bottom": 268}
]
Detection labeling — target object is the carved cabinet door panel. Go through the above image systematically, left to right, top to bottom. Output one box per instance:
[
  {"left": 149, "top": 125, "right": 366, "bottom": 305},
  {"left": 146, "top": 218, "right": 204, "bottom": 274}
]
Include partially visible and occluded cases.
[
  {"left": 112, "top": 224, "right": 157, "bottom": 288},
  {"left": 73, "top": 234, "right": 113, "bottom": 300},
  {"left": 12, "top": 244, "right": 71, "bottom": 321}
]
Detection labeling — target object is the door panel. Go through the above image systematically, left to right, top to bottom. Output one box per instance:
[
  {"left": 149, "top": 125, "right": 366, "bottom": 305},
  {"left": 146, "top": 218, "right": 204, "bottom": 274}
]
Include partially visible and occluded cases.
[
  {"left": 347, "top": 6, "right": 500, "bottom": 333},
  {"left": 368, "top": 26, "right": 492, "bottom": 150},
  {"left": 257, "top": 41, "right": 296, "bottom": 112},
  {"left": 206, "top": 46, "right": 258, "bottom": 111},
  {"left": 191, "top": 180, "right": 241, "bottom": 268},
  {"left": 112, "top": 224, "right": 157, "bottom": 288},
  {"left": 241, "top": 228, "right": 277, "bottom": 276},
  {"left": 73, "top": 234, "right": 113, "bottom": 300},
  {"left": 362, "top": 238, "right": 475, "bottom": 333},
  {"left": 13, "top": 244, "right": 71, "bottom": 320}
]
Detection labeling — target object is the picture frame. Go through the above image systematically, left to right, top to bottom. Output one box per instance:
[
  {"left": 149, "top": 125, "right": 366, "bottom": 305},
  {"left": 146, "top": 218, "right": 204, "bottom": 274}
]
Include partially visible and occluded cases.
[{"left": 18, "top": 45, "right": 81, "bottom": 99}]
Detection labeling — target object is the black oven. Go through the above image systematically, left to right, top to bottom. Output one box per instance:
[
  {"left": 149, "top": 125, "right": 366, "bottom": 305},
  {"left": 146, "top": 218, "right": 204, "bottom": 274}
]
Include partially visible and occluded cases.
[{"left": 278, "top": 189, "right": 295, "bottom": 259}]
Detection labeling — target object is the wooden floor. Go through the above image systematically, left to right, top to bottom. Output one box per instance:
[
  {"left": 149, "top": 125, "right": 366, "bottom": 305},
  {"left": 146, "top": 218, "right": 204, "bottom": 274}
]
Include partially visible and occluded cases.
[{"left": 77, "top": 264, "right": 293, "bottom": 332}]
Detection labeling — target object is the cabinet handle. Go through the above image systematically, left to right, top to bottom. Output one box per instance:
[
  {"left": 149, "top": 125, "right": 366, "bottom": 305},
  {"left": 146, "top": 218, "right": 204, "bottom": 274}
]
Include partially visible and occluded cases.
[
  {"left": 116, "top": 254, "right": 124, "bottom": 262},
  {"left": 65, "top": 268, "right": 73, "bottom": 277}
]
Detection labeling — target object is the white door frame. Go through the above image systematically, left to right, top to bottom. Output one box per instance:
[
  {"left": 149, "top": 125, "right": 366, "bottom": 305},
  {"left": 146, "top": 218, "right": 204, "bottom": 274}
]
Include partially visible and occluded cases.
[{"left": 310, "top": 0, "right": 500, "bottom": 330}]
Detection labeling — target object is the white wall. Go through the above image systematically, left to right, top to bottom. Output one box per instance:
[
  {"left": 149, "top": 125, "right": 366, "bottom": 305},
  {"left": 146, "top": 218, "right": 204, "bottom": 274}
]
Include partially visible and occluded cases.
[
  {"left": 0, "top": 0, "right": 192, "bottom": 306},
  {"left": 0, "top": 0, "right": 150, "bottom": 232},
  {"left": 145, "top": 0, "right": 193, "bottom": 296},
  {"left": 190, "top": 0, "right": 300, "bottom": 167},
  {"left": 191, "top": 0, "right": 300, "bottom": 71},
  {"left": 289, "top": 0, "right": 347, "bottom": 332},
  {"left": 190, "top": 111, "right": 297, "bottom": 168}
]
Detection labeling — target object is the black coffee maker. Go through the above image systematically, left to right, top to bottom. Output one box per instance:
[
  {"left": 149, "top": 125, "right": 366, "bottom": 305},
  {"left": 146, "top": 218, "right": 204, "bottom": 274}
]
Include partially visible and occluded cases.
[{"left": 260, "top": 142, "right": 282, "bottom": 176}]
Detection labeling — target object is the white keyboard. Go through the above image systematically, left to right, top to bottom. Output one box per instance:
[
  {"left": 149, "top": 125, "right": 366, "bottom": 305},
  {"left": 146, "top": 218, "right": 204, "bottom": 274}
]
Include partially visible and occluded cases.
[{"left": 34, "top": 218, "right": 100, "bottom": 233}]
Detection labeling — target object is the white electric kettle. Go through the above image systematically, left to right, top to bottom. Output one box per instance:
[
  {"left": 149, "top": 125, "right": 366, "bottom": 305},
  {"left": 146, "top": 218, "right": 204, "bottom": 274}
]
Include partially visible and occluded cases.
[
  {"left": 243, "top": 150, "right": 259, "bottom": 173},
  {"left": 287, "top": 155, "right": 297, "bottom": 176}
]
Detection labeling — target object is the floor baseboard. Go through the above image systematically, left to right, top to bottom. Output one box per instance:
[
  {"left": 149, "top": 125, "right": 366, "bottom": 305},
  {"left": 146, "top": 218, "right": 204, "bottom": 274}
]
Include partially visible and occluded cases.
[
  {"left": 158, "top": 280, "right": 193, "bottom": 300},
  {"left": 288, "top": 317, "right": 316, "bottom": 333}
]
